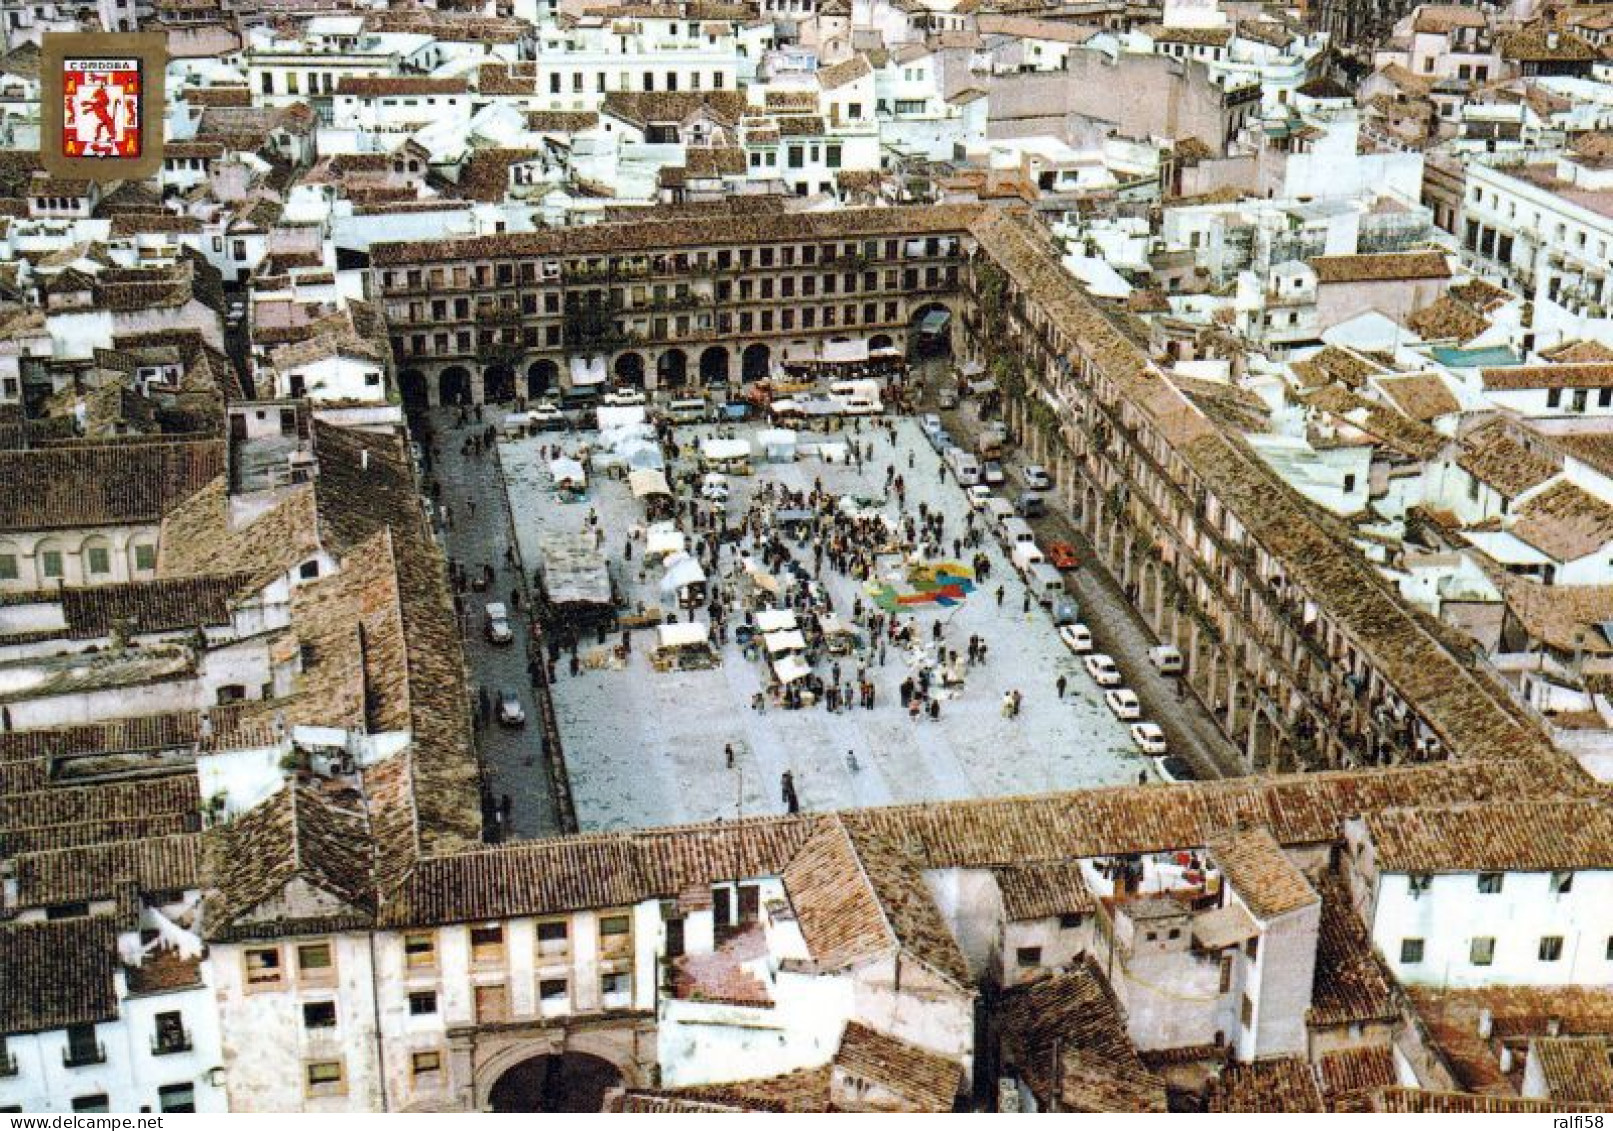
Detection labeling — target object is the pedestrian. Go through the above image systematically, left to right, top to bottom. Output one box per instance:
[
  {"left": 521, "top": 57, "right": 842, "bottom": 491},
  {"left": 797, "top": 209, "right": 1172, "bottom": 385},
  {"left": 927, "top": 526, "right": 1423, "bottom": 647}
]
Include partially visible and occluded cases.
[
  {"left": 468, "top": 498, "right": 477, "bottom": 519},
  {"left": 996, "top": 586, "right": 1005, "bottom": 607},
  {"left": 1023, "top": 591, "right": 1031, "bottom": 614},
  {"left": 569, "top": 653, "right": 581, "bottom": 677},
  {"left": 1057, "top": 674, "right": 1068, "bottom": 699},
  {"left": 477, "top": 685, "right": 490, "bottom": 720},
  {"left": 1001, "top": 691, "right": 1014, "bottom": 718},
  {"left": 928, "top": 698, "right": 940, "bottom": 721},
  {"left": 725, "top": 743, "right": 735, "bottom": 769},
  {"left": 845, "top": 749, "right": 859, "bottom": 773},
  {"left": 1138, "top": 770, "right": 1148, "bottom": 786},
  {"left": 781, "top": 771, "right": 800, "bottom": 815}
]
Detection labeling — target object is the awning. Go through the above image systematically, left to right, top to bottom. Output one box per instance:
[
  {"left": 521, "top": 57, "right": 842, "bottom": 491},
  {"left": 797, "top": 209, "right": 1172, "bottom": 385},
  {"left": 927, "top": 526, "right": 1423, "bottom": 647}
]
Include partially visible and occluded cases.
[
  {"left": 920, "top": 309, "right": 951, "bottom": 335},
  {"left": 821, "top": 337, "right": 869, "bottom": 364},
  {"left": 571, "top": 355, "right": 607, "bottom": 387},
  {"left": 597, "top": 405, "right": 647, "bottom": 430},
  {"left": 701, "top": 437, "right": 752, "bottom": 461},
  {"left": 549, "top": 457, "right": 586, "bottom": 486},
  {"left": 628, "top": 469, "right": 672, "bottom": 499},
  {"left": 645, "top": 522, "right": 685, "bottom": 558},
  {"left": 660, "top": 552, "right": 707, "bottom": 593},
  {"left": 755, "top": 608, "right": 798, "bottom": 633},
  {"left": 818, "top": 612, "right": 856, "bottom": 637},
  {"left": 657, "top": 621, "right": 710, "bottom": 650},
  {"left": 764, "top": 629, "right": 807, "bottom": 655},
  {"left": 773, "top": 654, "right": 812, "bottom": 684}
]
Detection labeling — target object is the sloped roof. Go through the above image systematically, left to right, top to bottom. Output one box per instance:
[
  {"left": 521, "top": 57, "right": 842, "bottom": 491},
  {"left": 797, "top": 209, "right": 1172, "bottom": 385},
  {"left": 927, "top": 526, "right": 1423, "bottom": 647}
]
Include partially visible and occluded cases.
[
  {"left": 1363, "top": 800, "right": 1613, "bottom": 872},
  {"left": 0, "top": 917, "right": 120, "bottom": 1034}
]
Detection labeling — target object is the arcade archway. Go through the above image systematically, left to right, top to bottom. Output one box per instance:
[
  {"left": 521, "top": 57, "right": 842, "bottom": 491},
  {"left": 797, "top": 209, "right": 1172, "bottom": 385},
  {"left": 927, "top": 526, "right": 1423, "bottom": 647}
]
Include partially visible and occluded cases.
[
  {"left": 741, "top": 343, "right": 771, "bottom": 383},
  {"left": 657, "top": 349, "right": 688, "bottom": 389},
  {"left": 527, "top": 359, "right": 558, "bottom": 398},
  {"left": 440, "top": 366, "right": 473, "bottom": 406},
  {"left": 487, "top": 1053, "right": 623, "bottom": 1113}
]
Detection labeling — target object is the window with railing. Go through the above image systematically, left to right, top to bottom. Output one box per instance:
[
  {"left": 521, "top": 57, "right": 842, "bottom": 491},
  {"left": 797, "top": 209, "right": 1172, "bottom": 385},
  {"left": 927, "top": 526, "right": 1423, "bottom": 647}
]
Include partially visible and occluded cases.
[
  {"left": 152, "top": 1012, "right": 192, "bottom": 1056},
  {"left": 63, "top": 1025, "right": 105, "bottom": 1068}
]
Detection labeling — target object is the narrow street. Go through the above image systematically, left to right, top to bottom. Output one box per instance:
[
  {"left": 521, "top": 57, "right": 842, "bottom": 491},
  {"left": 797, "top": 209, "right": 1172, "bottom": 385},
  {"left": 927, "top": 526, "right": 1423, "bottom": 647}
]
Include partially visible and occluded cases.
[
  {"left": 938, "top": 393, "right": 1245, "bottom": 781},
  {"left": 420, "top": 406, "right": 564, "bottom": 839}
]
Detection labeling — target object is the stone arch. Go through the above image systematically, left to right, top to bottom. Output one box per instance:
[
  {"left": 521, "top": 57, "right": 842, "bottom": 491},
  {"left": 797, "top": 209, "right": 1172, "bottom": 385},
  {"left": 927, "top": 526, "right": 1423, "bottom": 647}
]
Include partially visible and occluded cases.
[
  {"left": 909, "top": 300, "right": 956, "bottom": 359},
  {"left": 868, "top": 333, "right": 894, "bottom": 351},
  {"left": 741, "top": 342, "right": 771, "bottom": 384},
  {"left": 699, "top": 345, "right": 730, "bottom": 386},
  {"left": 657, "top": 348, "right": 688, "bottom": 389},
  {"left": 614, "top": 351, "right": 646, "bottom": 388},
  {"left": 527, "top": 360, "right": 559, "bottom": 398},
  {"left": 484, "top": 364, "right": 516, "bottom": 404},
  {"left": 440, "top": 366, "right": 473, "bottom": 406},
  {"left": 399, "top": 369, "right": 428, "bottom": 411},
  {"left": 35, "top": 537, "right": 67, "bottom": 584},
  {"left": 471, "top": 1025, "right": 648, "bottom": 1112},
  {"left": 487, "top": 1053, "right": 622, "bottom": 1112}
]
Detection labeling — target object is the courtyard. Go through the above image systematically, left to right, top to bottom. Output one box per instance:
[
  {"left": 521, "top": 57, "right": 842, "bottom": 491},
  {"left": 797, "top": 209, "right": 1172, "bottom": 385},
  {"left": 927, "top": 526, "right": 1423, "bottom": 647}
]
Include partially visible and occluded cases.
[{"left": 502, "top": 416, "right": 1149, "bottom": 832}]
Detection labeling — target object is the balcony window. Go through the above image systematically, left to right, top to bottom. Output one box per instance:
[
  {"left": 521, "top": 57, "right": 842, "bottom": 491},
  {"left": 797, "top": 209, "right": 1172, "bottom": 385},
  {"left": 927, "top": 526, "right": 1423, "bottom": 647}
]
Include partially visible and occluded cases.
[
  {"left": 599, "top": 913, "right": 632, "bottom": 959},
  {"left": 537, "top": 920, "right": 569, "bottom": 960},
  {"left": 471, "top": 925, "right": 506, "bottom": 966},
  {"left": 403, "top": 931, "right": 437, "bottom": 970},
  {"left": 245, "top": 946, "right": 282, "bottom": 988},
  {"left": 600, "top": 971, "right": 631, "bottom": 1007},
  {"left": 539, "top": 978, "right": 570, "bottom": 1016},
  {"left": 303, "top": 1001, "right": 337, "bottom": 1030},
  {"left": 152, "top": 1011, "right": 192, "bottom": 1055},
  {"left": 63, "top": 1025, "right": 104, "bottom": 1068},
  {"left": 305, "top": 1059, "right": 346, "bottom": 1097}
]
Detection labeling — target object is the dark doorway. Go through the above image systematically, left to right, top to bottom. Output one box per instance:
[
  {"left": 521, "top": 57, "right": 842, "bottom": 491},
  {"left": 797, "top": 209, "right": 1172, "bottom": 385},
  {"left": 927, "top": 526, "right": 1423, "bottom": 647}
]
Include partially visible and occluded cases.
[
  {"left": 741, "top": 343, "right": 771, "bottom": 383},
  {"left": 699, "top": 346, "right": 729, "bottom": 386},
  {"left": 657, "top": 349, "right": 688, "bottom": 389},
  {"left": 614, "top": 352, "right": 646, "bottom": 388},
  {"left": 527, "top": 360, "right": 559, "bottom": 398},
  {"left": 484, "top": 364, "right": 516, "bottom": 403},
  {"left": 440, "top": 366, "right": 473, "bottom": 406},
  {"left": 399, "top": 370, "right": 427, "bottom": 410},
  {"left": 488, "top": 1053, "right": 623, "bottom": 1113}
]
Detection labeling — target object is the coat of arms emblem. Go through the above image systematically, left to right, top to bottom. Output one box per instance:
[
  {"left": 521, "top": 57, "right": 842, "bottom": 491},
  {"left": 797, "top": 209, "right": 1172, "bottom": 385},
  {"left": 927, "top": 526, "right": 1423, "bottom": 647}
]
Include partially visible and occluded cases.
[
  {"left": 40, "top": 32, "right": 165, "bottom": 181},
  {"left": 62, "top": 59, "right": 143, "bottom": 160}
]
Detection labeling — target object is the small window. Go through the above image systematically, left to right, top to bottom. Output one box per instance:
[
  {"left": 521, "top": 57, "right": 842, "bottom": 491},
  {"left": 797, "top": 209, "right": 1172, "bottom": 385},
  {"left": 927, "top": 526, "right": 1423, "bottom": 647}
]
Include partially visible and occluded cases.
[
  {"left": 134, "top": 544, "right": 157, "bottom": 572},
  {"left": 86, "top": 546, "right": 110, "bottom": 575},
  {"left": 40, "top": 549, "right": 63, "bottom": 578},
  {"left": 0, "top": 553, "right": 16, "bottom": 580},
  {"left": 299, "top": 560, "right": 320, "bottom": 580},
  {"left": 1550, "top": 871, "right": 1574, "bottom": 894},
  {"left": 1477, "top": 873, "right": 1504, "bottom": 894},
  {"left": 1058, "top": 913, "right": 1084, "bottom": 930},
  {"left": 537, "top": 920, "right": 569, "bottom": 956},
  {"left": 470, "top": 925, "right": 505, "bottom": 964},
  {"left": 404, "top": 932, "right": 437, "bottom": 968},
  {"left": 1470, "top": 936, "right": 1496, "bottom": 966},
  {"left": 1539, "top": 936, "right": 1564, "bottom": 962},
  {"left": 1244, "top": 937, "right": 1259, "bottom": 961},
  {"left": 1400, "top": 938, "right": 1425, "bottom": 964},
  {"left": 298, "top": 942, "right": 334, "bottom": 978},
  {"left": 245, "top": 946, "right": 282, "bottom": 987},
  {"left": 1015, "top": 946, "right": 1042, "bottom": 968},
  {"left": 601, "top": 971, "right": 630, "bottom": 998},
  {"left": 540, "top": 978, "right": 568, "bottom": 1001},
  {"left": 408, "top": 991, "right": 437, "bottom": 1016},
  {"left": 1240, "top": 994, "right": 1254, "bottom": 1026},
  {"left": 302, "top": 1000, "right": 337, "bottom": 1029},
  {"left": 411, "top": 1051, "right": 442, "bottom": 1079},
  {"left": 306, "top": 1060, "right": 346, "bottom": 1096},
  {"left": 158, "top": 1083, "right": 195, "bottom": 1113},
  {"left": 72, "top": 1096, "right": 110, "bottom": 1113}
]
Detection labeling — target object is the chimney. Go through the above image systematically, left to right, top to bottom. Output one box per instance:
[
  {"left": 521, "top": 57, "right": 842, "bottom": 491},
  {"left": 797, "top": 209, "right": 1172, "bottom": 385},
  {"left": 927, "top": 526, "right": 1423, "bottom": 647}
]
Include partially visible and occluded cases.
[
  {"left": 1546, "top": 31, "right": 1560, "bottom": 48},
  {"left": 361, "top": 448, "right": 370, "bottom": 471},
  {"left": 1477, "top": 1008, "right": 1493, "bottom": 1039},
  {"left": 1547, "top": 1017, "right": 1563, "bottom": 1036},
  {"left": 1499, "top": 1046, "right": 1514, "bottom": 1073}
]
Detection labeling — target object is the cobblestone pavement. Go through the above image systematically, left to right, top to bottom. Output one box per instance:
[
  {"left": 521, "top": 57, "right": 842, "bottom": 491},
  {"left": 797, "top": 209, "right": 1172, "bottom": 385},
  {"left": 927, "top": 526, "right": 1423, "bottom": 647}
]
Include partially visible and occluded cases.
[
  {"left": 938, "top": 394, "right": 1245, "bottom": 781},
  {"left": 424, "top": 407, "right": 563, "bottom": 839}
]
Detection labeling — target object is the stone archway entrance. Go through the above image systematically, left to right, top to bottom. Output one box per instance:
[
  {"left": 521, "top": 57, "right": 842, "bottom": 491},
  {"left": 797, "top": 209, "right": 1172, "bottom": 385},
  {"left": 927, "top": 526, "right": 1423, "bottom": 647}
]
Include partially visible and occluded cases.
[
  {"left": 741, "top": 342, "right": 771, "bottom": 384},
  {"left": 699, "top": 345, "right": 730, "bottom": 386},
  {"left": 528, "top": 359, "right": 559, "bottom": 398},
  {"left": 484, "top": 364, "right": 516, "bottom": 404},
  {"left": 440, "top": 366, "right": 473, "bottom": 406},
  {"left": 399, "top": 369, "right": 428, "bottom": 410},
  {"left": 488, "top": 1053, "right": 623, "bottom": 1112}
]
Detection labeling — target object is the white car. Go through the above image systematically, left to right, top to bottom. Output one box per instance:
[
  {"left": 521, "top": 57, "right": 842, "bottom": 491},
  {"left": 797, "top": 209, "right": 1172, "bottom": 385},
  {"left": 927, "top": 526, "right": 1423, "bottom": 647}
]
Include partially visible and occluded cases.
[
  {"left": 603, "top": 389, "right": 646, "bottom": 406},
  {"left": 529, "top": 404, "right": 566, "bottom": 429},
  {"left": 983, "top": 460, "right": 1007, "bottom": 486},
  {"left": 1022, "top": 464, "right": 1053, "bottom": 491},
  {"left": 700, "top": 474, "right": 730, "bottom": 502},
  {"left": 967, "top": 485, "right": 994, "bottom": 510},
  {"left": 484, "top": 602, "right": 514, "bottom": 645},
  {"left": 1059, "top": 624, "right": 1093, "bottom": 653},
  {"left": 1084, "top": 653, "right": 1122, "bottom": 687},
  {"left": 1105, "top": 688, "right": 1142, "bottom": 720},
  {"left": 496, "top": 690, "right": 526, "bottom": 727},
  {"left": 1130, "top": 722, "right": 1167, "bottom": 755},
  {"left": 1153, "top": 755, "right": 1196, "bottom": 784}
]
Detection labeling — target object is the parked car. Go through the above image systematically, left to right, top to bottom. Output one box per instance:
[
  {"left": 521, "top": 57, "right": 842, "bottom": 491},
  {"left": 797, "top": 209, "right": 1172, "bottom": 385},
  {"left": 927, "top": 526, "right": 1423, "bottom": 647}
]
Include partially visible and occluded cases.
[
  {"left": 603, "top": 389, "right": 646, "bottom": 406},
  {"left": 529, "top": 403, "right": 567, "bottom": 430},
  {"left": 921, "top": 413, "right": 943, "bottom": 435},
  {"left": 983, "top": 460, "right": 1006, "bottom": 486},
  {"left": 1022, "top": 464, "right": 1053, "bottom": 490},
  {"left": 701, "top": 473, "right": 730, "bottom": 502},
  {"left": 967, "top": 485, "right": 994, "bottom": 510},
  {"left": 1014, "top": 492, "right": 1047, "bottom": 518},
  {"left": 1046, "top": 541, "right": 1080, "bottom": 570},
  {"left": 1051, "top": 597, "right": 1081, "bottom": 626},
  {"left": 484, "top": 602, "right": 513, "bottom": 645},
  {"left": 1059, "top": 623, "right": 1094, "bottom": 653},
  {"left": 1148, "top": 645, "right": 1185, "bottom": 675},
  {"left": 1084, "top": 653, "right": 1121, "bottom": 687},
  {"left": 1104, "top": 688, "right": 1142, "bottom": 720},
  {"left": 496, "top": 690, "right": 526, "bottom": 726},
  {"left": 1130, "top": 722, "right": 1168, "bottom": 756},
  {"left": 1153, "top": 755, "right": 1196, "bottom": 784}
]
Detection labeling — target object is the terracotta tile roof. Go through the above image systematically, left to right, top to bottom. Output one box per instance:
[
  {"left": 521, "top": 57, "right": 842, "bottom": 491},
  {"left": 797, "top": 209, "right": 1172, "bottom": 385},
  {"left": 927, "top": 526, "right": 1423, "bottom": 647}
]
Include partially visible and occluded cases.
[
  {"left": 1413, "top": 4, "right": 1487, "bottom": 31},
  {"left": 1142, "top": 22, "right": 1231, "bottom": 44},
  {"left": 1499, "top": 26, "right": 1597, "bottom": 61},
  {"left": 817, "top": 54, "right": 873, "bottom": 89},
  {"left": 476, "top": 62, "right": 538, "bottom": 96},
  {"left": 335, "top": 76, "right": 467, "bottom": 97},
  {"left": 601, "top": 91, "right": 747, "bottom": 129},
  {"left": 455, "top": 147, "right": 541, "bottom": 203},
  {"left": 372, "top": 203, "right": 983, "bottom": 266},
  {"left": 1308, "top": 250, "right": 1451, "bottom": 284},
  {"left": 1406, "top": 294, "right": 1489, "bottom": 342},
  {"left": 1542, "top": 339, "right": 1613, "bottom": 364},
  {"left": 1290, "top": 344, "right": 1384, "bottom": 390},
  {"left": 1482, "top": 362, "right": 1613, "bottom": 390},
  {"left": 1376, "top": 373, "right": 1461, "bottom": 420},
  {"left": 1455, "top": 418, "right": 1561, "bottom": 497},
  {"left": 0, "top": 440, "right": 224, "bottom": 532},
  {"left": 158, "top": 479, "right": 321, "bottom": 591},
  {"left": 1511, "top": 479, "right": 1613, "bottom": 561},
  {"left": 1496, "top": 573, "right": 1613, "bottom": 654},
  {"left": 11, "top": 575, "right": 246, "bottom": 640},
  {"left": 0, "top": 776, "right": 199, "bottom": 849},
  {"left": 204, "top": 781, "right": 375, "bottom": 940},
  {"left": 1363, "top": 800, "right": 1613, "bottom": 872},
  {"left": 0, "top": 813, "right": 195, "bottom": 857},
  {"left": 780, "top": 817, "right": 894, "bottom": 969},
  {"left": 842, "top": 820, "right": 971, "bottom": 987},
  {"left": 1206, "top": 825, "right": 1317, "bottom": 919},
  {"left": 10, "top": 834, "right": 203, "bottom": 910},
  {"left": 993, "top": 861, "right": 1096, "bottom": 920},
  {"left": 1309, "top": 873, "right": 1397, "bottom": 1028},
  {"left": 0, "top": 917, "right": 120, "bottom": 1034},
  {"left": 998, "top": 960, "right": 1168, "bottom": 1112},
  {"left": 1407, "top": 985, "right": 1613, "bottom": 1094},
  {"left": 834, "top": 1022, "right": 963, "bottom": 1111},
  {"left": 1531, "top": 1036, "right": 1613, "bottom": 1102},
  {"left": 1317, "top": 1046, "right": 1397, "bottom": 1111},
  {"left": 1209, "top": 1057, "right": 1324, "bottom": 1112},
  {"left": 662, "top": 1066, "right": 833, "bottom": 1112},
  {"left": 1372, "top": 1087, "right": 1608, "bottom": 1112}
]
